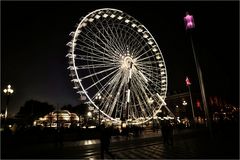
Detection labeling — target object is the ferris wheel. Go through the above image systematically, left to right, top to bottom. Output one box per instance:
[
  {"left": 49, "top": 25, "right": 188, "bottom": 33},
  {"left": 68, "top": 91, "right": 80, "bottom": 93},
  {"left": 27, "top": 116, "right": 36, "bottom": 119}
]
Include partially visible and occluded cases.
[{"left": 66, "top": 8, "right": 169, "bottom": 124}]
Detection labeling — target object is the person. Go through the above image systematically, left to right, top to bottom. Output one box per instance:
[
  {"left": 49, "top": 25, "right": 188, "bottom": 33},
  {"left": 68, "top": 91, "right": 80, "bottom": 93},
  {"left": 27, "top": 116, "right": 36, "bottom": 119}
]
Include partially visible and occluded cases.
[
  {"left": 160, "top": 120, "right": 168, "bottom": 144},
  {"left": 161, "top": 120, "right": 174, "bottom": 145},
  {"left": 166, "top": 121, "right": 174, "bottom": 145},
  {"left": 100, "top": 123, "right": 115, "bottom": 159}
]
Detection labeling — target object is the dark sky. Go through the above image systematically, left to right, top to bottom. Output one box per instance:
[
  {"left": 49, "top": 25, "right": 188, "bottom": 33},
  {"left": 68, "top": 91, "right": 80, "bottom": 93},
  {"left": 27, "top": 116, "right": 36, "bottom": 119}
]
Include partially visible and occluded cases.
[{"left": 1, "top": 1, "right": 239, "bottom": 116}]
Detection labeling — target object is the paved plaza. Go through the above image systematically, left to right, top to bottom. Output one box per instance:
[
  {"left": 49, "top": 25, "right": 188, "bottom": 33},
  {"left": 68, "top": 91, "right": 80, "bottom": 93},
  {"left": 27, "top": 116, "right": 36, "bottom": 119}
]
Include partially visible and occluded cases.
[{"left": 2, "top": 126, "right": 239, "bottom": 159}]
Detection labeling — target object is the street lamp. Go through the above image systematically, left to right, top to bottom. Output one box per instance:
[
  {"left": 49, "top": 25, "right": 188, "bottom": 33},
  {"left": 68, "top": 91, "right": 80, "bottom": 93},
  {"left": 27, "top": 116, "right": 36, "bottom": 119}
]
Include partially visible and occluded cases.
[
  {"left": 184, "top": 12, "right": 212, "bottom": 133},
  {"left": 3, "top": 85, "right": 14, "bottom": 118},
  {"left": 95, "top": 93, "right": 102, "bottom": 126}
]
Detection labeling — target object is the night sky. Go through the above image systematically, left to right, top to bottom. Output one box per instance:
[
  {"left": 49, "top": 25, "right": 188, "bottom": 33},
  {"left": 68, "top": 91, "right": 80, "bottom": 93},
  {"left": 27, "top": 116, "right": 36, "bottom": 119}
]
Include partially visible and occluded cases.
[{"left": 2, "top": 1, "right": 239, "bottom": 117}]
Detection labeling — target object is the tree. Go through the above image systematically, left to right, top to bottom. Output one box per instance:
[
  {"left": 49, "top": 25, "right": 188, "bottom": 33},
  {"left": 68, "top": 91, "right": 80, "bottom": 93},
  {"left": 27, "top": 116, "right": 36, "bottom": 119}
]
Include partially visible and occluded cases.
[
  {"left": 15, "top": 99, "right": 55, "bottom": 126},
  {"left": 73, "top": 103, "right": 89, "bottom": 126},
  {"left": 73, "top": 103, "right": 89, "bottom": 116},
  {"left": 61, "top": 104, "right": 73, "bottom": 112}
]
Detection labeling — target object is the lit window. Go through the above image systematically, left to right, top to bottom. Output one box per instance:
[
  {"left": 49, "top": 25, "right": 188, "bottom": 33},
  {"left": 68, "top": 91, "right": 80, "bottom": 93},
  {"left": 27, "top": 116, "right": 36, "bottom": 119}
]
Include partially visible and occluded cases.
[
  {"left": 103, "top": 14, "right": 108, "bottom": 18},
  {"left": 110, "top": 14, "right": 116, "bottom": 18},
  {"left": 95, "top": 15, "right": 101, "bottom": 19},
  {"left": 118, "top": 16, "right": 123, "bottom": 20},
  {"left": 88, "top": 18, "right": 94, "bottom": 22},
  {"left": 131, "top": 23, "right": 136, "bottom": 27},
  {"left": 137, "top": 28, "right": 143, "bottom": 32},
  {"left": 143, "top": 34, "right": 148, "bottom": 38},
  {"left": 148, "top": 41, "right": 153, "bottom": 45},
  {"left": 152, "top": 48, "right": 157, "bottom": 52}
]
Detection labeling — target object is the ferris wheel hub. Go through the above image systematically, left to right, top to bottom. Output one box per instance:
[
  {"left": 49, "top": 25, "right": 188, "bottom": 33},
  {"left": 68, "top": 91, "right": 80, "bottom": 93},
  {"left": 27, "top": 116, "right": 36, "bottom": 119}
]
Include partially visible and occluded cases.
[{"left": 121, "top": 56, "right": 133, "bottom": 69}]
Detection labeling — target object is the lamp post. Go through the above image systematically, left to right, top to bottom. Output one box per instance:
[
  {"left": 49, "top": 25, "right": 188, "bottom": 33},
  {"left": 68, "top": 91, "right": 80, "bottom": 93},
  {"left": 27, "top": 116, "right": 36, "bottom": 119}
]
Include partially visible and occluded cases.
[
  {"left": 184, "top": 12, "right": 212, "bottom": 133},
  {"left": 185, "top": 77, "right": 196, "bottom": 127},
  {"left": 3, "top": 85, "right": 14, "bottom": 119},
  {"left": 95, "top": 93, "right": 102, "bottom": 126}
]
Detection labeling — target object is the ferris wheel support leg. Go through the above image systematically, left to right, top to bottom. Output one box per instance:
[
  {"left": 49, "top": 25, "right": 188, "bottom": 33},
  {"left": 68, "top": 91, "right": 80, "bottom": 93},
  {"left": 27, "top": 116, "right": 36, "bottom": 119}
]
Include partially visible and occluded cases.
[{"left": 157, "top": 93, "right": 175, "bottom": 118}]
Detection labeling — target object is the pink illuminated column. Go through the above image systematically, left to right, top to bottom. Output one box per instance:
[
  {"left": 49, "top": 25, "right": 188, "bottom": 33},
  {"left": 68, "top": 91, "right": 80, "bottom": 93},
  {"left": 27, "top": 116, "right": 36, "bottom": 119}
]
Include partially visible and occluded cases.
[
  {"left": 184, "top": 11, "right": 212, "bottom": 135},
  {"left": 184, "top": 12, "right": 195, "bottom": 30}
]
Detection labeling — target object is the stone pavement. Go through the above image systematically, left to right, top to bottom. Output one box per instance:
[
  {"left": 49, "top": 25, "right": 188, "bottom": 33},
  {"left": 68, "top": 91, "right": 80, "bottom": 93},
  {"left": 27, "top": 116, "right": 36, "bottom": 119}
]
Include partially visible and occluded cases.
[{"left": 2, "top": 127, "right": 239, "bottom": 159}]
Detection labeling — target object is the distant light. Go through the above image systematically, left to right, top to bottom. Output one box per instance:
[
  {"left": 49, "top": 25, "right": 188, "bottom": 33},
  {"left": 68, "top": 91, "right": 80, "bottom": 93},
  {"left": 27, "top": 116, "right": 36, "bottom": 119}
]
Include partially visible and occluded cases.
[
  {"left": 185, "top": 77, "right": 191, "bottom": 86},
  {"left": 127, "top": 89, "right": 130, "bottom": 103},
  {"left": 147, "top": 97, "right": 154, "bottom": 104},
  {"left": 182, "top": 100, "right": 187, "bottom": 106},
  {"left": 196, "top": 100, "right": 201, "bottom": 108},
  {"left": 87, "top": 111, "right": 92, "bottom": 117}
]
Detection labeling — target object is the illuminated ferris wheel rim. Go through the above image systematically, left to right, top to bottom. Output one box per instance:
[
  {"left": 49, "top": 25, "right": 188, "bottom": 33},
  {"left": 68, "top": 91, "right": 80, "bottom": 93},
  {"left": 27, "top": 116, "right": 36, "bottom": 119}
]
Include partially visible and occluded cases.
[{"left": 67, "top": 8, "right": 168, "bottom": 124}]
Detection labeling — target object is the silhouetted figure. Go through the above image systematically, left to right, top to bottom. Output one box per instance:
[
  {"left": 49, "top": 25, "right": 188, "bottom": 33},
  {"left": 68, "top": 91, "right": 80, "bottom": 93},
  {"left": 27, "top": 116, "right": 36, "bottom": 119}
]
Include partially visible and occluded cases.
[
  {"left": 161, "top": 120, "right": 168, "bottom": 144},
  {"left": 161, "top": 120, "right": 174, "bottom": 145},
  {"left": 166, "top": 121, "right": 174, "bottom": 145},
  {"left": 100, "top": 124, "right": 115, "bottom": 159},
  {"left": 55, "top": 125, "right": 64, "bottom": 148}
]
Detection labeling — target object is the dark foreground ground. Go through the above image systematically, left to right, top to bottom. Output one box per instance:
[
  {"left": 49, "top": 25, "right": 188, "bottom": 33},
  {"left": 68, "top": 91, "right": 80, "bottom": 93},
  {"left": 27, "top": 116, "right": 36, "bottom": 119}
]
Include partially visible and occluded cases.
[{"left": 1, "top": 123, "right": 239, "bottom": 159}]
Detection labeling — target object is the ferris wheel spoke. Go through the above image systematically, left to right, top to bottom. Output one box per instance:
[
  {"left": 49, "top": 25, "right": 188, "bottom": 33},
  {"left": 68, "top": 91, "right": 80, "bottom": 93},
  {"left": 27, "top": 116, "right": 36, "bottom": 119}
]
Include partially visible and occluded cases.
[
  {"left": 99, "top": 20, "right": 125, "bottom": 56},
  {"left": 89, "top": 21, "right": 120, "bottom": 57},
  {"left": 111, "top": 21, "right": 126, "bottom": 52},
  {"left": 111, "top": 22, "right": 128, "bottom": 54},
  {"left": 114, "top": 22, "right": 131, "bottom": 54},
  {"left": 108, "top": 23, "right": 126, "bottom": 55},
  {"left": 120, "top": 25, "right": 135, "bottom": 54},
  {"left": 80, "top": 28, "right": 118, "bottom": 59},
  {"left": 123, "top": 28, "right": 145, "bottom": 56},
  {"left": 77, "top": 33, "right": 118, "bottom": 60},
  {"left": 76, "top": 39, "right": 116, "bottom": 61},
  {"left": 75, "top": 40, "right": 112, "bottom": 61},
  {"left": 133, "top": 41, "right": 150, "bottom": 58},
  {"left": 76, "top": 45, "right": 115, "bottom": 63},
  {"left": 135, "top": 48, "right": 155, "bottom": 61},
  {"left": 74, "top": 51, "right": 116, "bottom": 65},
  {"left": 75, "top": 54, "right": 116, "bottom": 64},
  {"left": 76, "top": 63, "right": 116, "bottom": 70},
  {"left": 137, "top": 64, "right": 162, "bottom": 71},
  {"left": 80, "top": 66, "right": 118, "bottom": 81},
  {"left": 85, "top": 68, "right": 119, "bottom": 92},
  {"left": 92, "top": 70, "right": 122, "bottom": 101},
  {"left": 99, "top": 70, "right": 123, "bottom": 109},
  {"left": 102, "top": 73, "right": 124, "bottom": 114},
  {"left": 108, "top": 74, "right": 128, "bottom": 116},
  {"left": 132, "top": 76, "right": 153, "bottom": 116},
  {"left": 131, "top": 81, "right": 149, "bottom": 117},
  {"left": 130, "top": 96, "right": 140, "bottom": 119}
]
